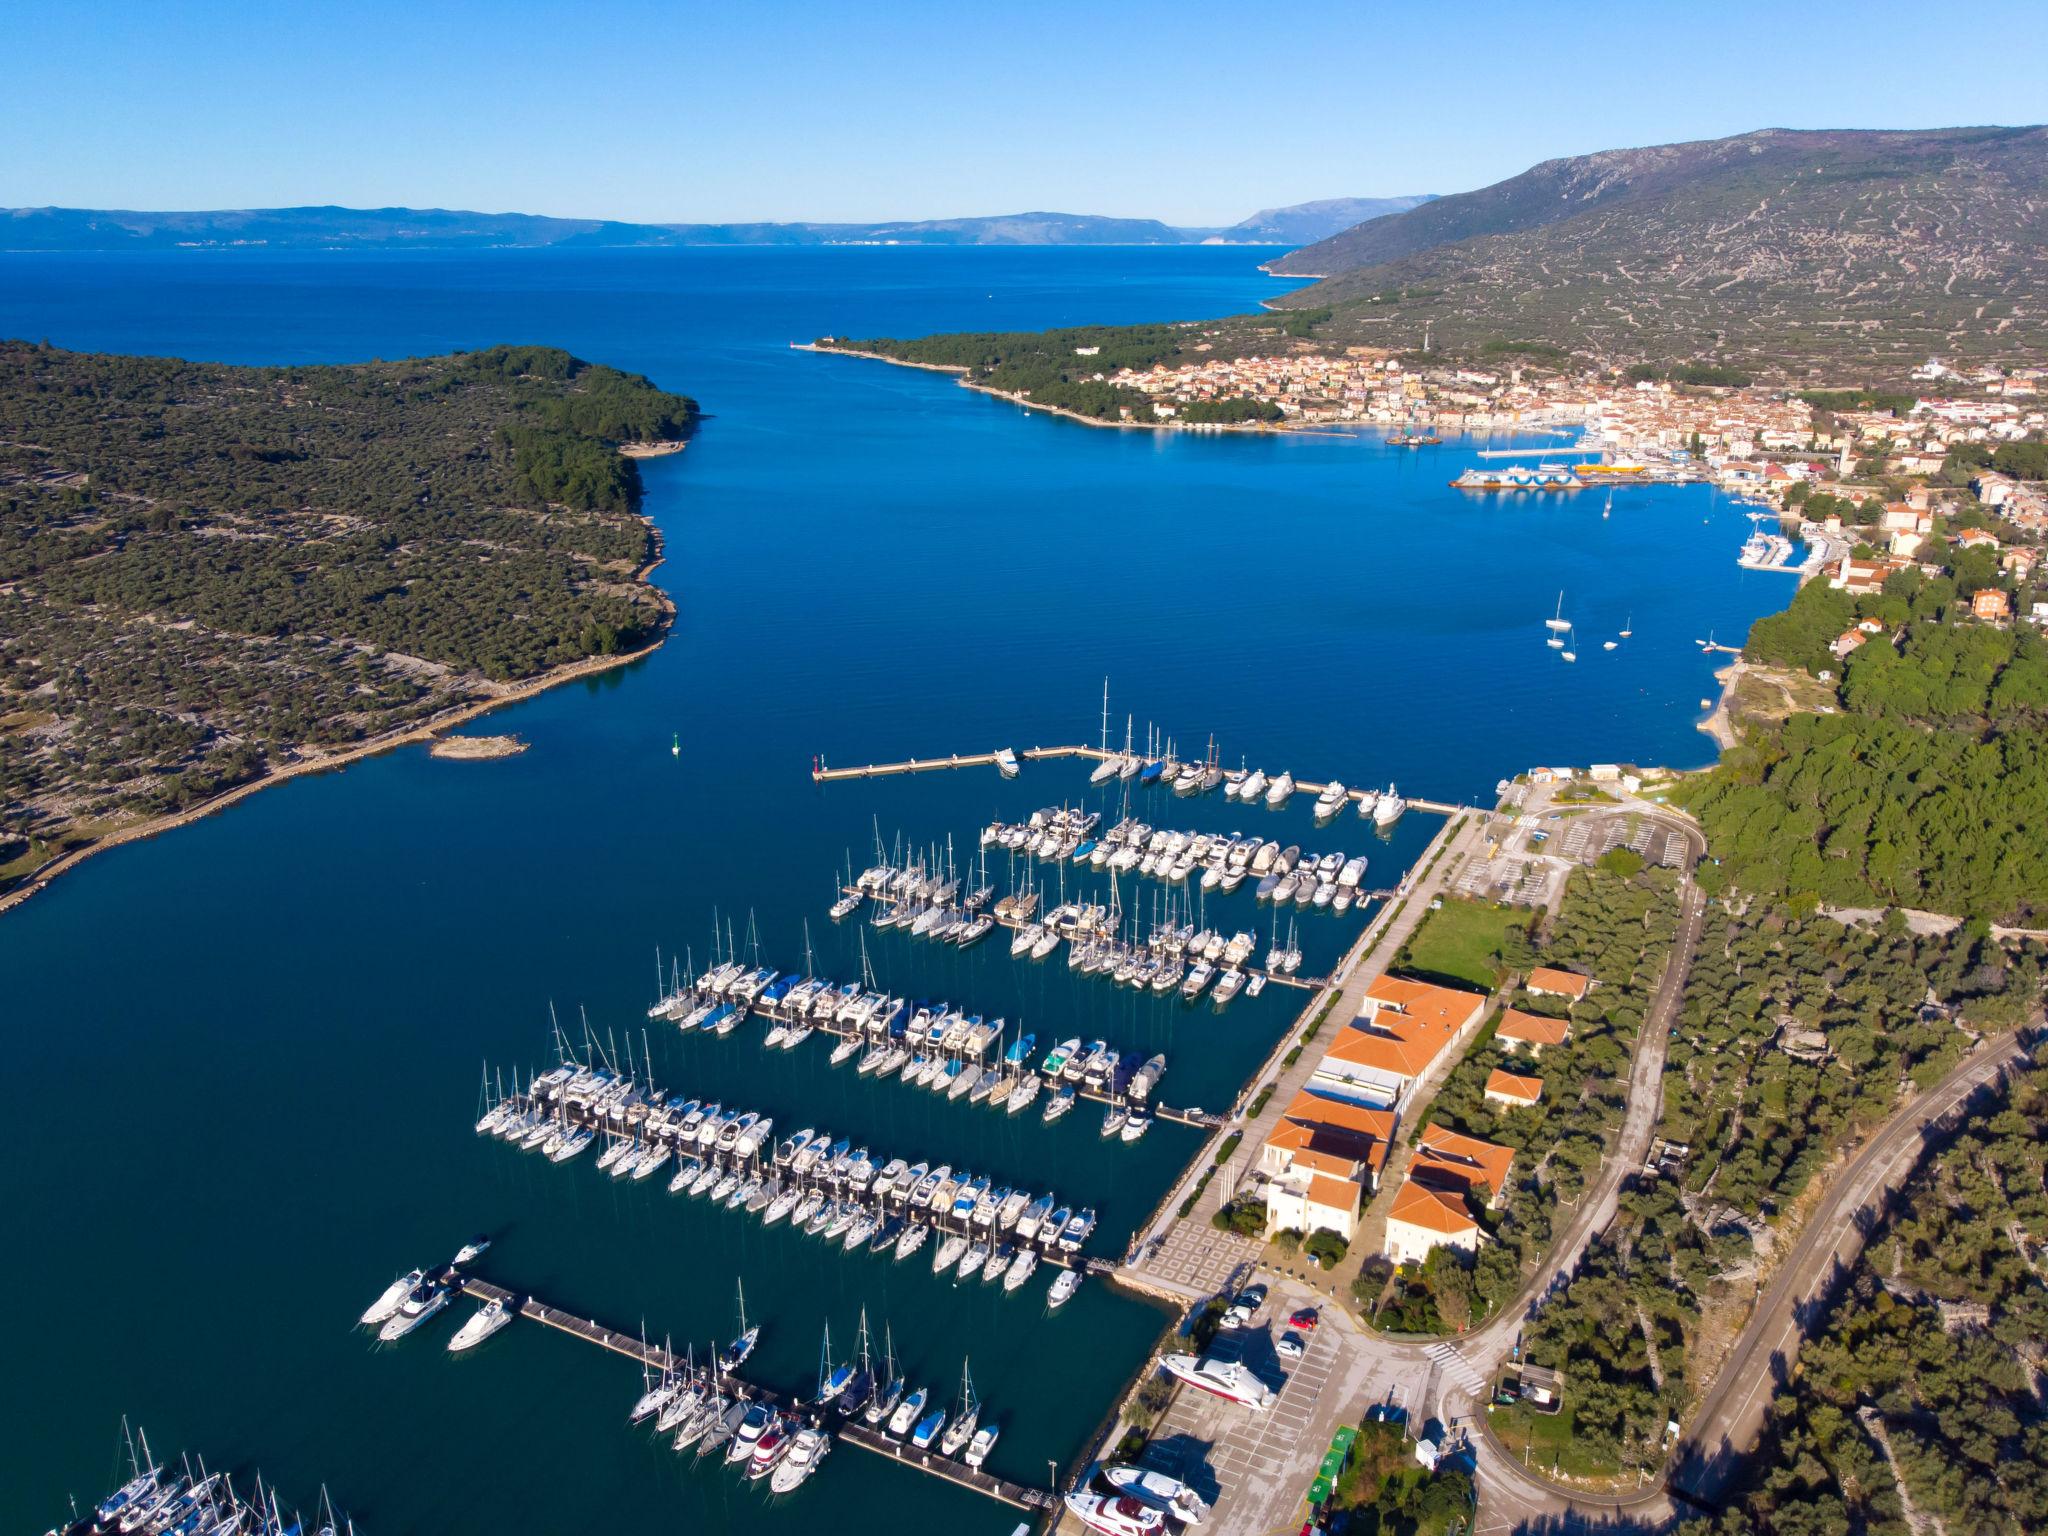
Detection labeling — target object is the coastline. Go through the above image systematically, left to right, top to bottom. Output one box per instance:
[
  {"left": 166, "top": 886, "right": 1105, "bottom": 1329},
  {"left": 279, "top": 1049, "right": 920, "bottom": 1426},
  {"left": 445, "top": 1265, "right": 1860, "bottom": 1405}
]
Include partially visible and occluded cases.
[
  {"left": 795, "top": 341, "right": 1293, "bottom": 435},
  {"left": 0, "top": 528, "right": 677, "bottom": 921},
  {"left": 1697, "top": 659, "right": 1743, "bottom": 752}
]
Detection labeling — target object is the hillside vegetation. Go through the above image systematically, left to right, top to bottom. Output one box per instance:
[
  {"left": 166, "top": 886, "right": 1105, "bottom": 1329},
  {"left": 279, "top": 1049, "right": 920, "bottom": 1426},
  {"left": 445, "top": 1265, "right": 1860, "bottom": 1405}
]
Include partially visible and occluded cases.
[
  {"left": 1267, "top": 127, "right": 2048, "bottom": 375},
  {"left": 0, "top": 341, "right": 695, "bottom": 889}
]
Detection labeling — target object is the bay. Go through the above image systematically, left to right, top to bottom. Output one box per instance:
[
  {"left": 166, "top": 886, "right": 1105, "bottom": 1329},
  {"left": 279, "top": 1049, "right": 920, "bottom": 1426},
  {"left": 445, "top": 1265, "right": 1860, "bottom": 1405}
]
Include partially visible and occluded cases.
[{"left": 0, "top": 246, "right": 1791, "bottom": 1531}]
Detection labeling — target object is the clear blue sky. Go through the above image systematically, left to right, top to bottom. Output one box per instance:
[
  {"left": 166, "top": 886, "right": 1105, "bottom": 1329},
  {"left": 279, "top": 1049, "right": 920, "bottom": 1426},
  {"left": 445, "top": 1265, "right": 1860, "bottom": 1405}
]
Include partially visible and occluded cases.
[{"left": 6, "top": 0, "right": 2045, "bottom": 225}]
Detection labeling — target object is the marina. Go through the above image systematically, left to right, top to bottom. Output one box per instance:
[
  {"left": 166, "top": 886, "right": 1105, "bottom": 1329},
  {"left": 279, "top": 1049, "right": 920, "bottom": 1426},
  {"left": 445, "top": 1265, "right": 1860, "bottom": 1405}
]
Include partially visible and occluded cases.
[
  {"left": 2, "top": 247, "right": 1805, "bottom": 1536},
  {"left": 810, "top": 740, "right": 1469, "bottom": 819},
  {"left": 648, "top": 949, "right": 1222, "bottom": 1129},
  {"left": 478, "top": 1050, "right": 1107, "bottom": 1277},
  {"left": 377, "top": 1267, "right": 1055, "bottom": 1513},
  {"left": 49, "top": 1424, "right": 356, "bottom": 1536}
]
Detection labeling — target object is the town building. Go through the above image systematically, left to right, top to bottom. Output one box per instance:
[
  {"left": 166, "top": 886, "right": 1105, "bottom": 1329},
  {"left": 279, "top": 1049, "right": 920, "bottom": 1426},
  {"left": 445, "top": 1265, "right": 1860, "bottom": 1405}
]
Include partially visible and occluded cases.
[
  {"left": 1525, "top": 967, "right": 1591, "bottom": 1002},
  {"left": 1314, "top": 975, "right": 1490, "bottom": 1108},
  {"left": 1495, "top": 1008, "right": 1573, "bottom": 1056},
  {"left": 1483, "top": 1068, "right": 1544, "bottom": 1109},
  {"left": 1257, "top": 1089, "right": 1397, "bottom": 1243},
  {"left": 1383, "top": 1125, "right": 1517, "bottom": 1265}
]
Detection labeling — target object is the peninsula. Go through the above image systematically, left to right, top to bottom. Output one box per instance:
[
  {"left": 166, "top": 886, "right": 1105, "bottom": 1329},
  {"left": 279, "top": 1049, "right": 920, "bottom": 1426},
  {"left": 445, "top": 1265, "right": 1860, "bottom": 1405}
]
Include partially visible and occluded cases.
[{"left": 0, "top": 341, "right": 696, "bottom": 906}]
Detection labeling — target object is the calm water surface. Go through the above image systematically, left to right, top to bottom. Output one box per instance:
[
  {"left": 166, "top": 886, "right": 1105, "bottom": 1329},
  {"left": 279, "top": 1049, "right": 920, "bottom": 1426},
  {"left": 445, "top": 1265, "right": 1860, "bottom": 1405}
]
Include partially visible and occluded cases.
[{"left": 0, "top": 248, "right": 1793, "bottom": 1530}]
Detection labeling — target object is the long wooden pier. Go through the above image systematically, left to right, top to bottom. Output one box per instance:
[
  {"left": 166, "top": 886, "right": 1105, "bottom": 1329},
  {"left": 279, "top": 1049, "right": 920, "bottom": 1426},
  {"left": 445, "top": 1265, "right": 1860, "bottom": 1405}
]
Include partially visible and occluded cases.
[
  {"left": 811, "top": 742, "right": 1474, "bottom": 821},
  {"left": 445, "top": 1272, "right": 1052, "bottom": 1511}
]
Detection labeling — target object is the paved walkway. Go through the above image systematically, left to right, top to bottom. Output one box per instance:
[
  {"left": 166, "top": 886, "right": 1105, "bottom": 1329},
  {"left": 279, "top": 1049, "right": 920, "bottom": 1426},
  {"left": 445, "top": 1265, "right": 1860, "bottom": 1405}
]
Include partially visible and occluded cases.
[{"left": 1118, "top": 811, "right": 1492, "bottom": 1303}]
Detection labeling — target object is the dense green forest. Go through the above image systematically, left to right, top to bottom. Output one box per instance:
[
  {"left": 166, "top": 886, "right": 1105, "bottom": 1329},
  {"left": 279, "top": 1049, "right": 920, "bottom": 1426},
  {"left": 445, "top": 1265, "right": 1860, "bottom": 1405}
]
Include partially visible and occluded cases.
[
  {"left": 819, "top": 324, "right": 1284, "bottom": 423},
  {"left": 0, "top": 340, "right": 695, "bottom": 887},
  {"left": 1684, "top": 580, "right": 2048, "bottom": 920},
  {"left": 1363, "top": 868, "right": 1678, "bottom": 1335},
  {"left": 1681, "top": 1049, "right": 2048, "bottom": 1536}
]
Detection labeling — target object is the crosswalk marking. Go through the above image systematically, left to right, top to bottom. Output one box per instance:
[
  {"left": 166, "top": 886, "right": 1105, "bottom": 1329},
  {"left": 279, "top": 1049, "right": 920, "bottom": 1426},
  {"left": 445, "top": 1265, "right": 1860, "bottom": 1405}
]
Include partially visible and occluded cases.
[{"left": 1425, "top": 1343, "right": 1489, "bottom": 1398}]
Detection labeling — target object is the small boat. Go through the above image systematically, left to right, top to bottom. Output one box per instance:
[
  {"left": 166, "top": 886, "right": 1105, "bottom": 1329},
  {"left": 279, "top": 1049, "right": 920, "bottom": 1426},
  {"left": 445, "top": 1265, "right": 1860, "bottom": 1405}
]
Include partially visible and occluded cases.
[
  {"left": 1314, "top": 781, "right": 1348, "bottom": 818},
  {"left": 1043, "top": 1085, "right": 1076, "bottom": 1123},
  {"left": 1101, "top": 1104, "right": 1128, "bottom": 1138},
  {"left": 1120, "top": 1109, "right": 1152, "bottom": 1142},
  {"left": 895, "top": 1221, "right": 930, "bottom": 1261},
  {"left": 933, "top": 1233, "right": 969, "bottom": 1274},
  {"left": 453, "top": 1234, "right": 492, "bottom": 1265},
  {"left": 1005, "top": 1248, "right": 1040, "bottom": 1291},
  {"left": 1049, "top": 1269, "right": 1081, "bottom": 1308},
  {"left": 721, "top": 1282, "right": 759, "bottom": 1372},
  {"left": 447, "top": 1295, "right": 513, "bottom": 1352},
  {"left": 888, "top": 1385, "right": 929, "bottom": 1437},
  {"left": 910, "top": 1404, "right": 948, "bottom": 1450},
  {"left": 965, "top": 1421, "right": 1001, "bottom": 1468}
]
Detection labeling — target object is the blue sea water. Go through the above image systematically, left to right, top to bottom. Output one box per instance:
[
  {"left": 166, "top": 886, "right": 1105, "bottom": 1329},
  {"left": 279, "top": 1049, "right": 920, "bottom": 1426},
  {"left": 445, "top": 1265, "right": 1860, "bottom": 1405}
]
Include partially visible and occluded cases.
[{"left": 0, "top": 247, "right": 1795, "bottom": 1532}]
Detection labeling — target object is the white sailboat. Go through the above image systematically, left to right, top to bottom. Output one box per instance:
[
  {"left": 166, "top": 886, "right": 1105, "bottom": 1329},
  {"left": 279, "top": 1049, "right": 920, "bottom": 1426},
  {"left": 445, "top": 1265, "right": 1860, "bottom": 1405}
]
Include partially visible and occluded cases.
[
  {"left": 1545, "top": 591, "right": 1570, "bottom": 632},
  {"left": 1561, "top": 627, "right": 1577, "bottom": 663}
]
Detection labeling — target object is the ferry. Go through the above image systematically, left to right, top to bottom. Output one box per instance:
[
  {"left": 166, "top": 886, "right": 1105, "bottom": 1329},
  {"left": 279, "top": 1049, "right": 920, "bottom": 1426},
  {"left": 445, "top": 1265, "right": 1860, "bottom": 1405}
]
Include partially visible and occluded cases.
[
  {"left": 1450, "top": 464, "right": 1584, "bottom": 491},
  {"left": 1158, "top": 1352, "right": 1273, "bottom": 1409}
]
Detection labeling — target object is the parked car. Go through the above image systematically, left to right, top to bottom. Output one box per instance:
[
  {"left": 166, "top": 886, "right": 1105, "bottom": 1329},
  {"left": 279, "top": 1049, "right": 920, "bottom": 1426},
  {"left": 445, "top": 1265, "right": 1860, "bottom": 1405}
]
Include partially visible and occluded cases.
[
  {"left": 1288, "top": 1307, "right": 1320, "bottom": 1331},
  {"left": 1276, "top": 1331, "right": 1306, "bottom": 1360}
]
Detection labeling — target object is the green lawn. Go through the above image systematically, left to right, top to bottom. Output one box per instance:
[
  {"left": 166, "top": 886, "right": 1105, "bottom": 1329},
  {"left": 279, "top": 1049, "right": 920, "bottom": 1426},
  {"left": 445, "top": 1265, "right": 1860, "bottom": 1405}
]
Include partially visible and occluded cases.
[
  {"left": 1398, "top": 898, "right": 1523, "bottom": 991},
  {"left": 1487, "top": 1402, "right": 1622, "bottom": 1479}
]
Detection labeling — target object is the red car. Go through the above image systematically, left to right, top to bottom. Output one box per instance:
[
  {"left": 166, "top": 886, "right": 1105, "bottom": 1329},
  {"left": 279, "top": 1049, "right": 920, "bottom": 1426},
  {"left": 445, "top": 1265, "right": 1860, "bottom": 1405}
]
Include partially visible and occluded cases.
[{"left": 1289, "top": 1307, "right": 1321, "bottom": 1331}]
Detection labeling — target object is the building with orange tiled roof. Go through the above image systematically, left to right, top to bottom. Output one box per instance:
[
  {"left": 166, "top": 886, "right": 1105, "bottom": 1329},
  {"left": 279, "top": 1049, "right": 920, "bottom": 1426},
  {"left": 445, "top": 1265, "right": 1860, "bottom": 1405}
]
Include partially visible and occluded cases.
[
  {"left": 1526, "top": 967, "right": 1591, "bottom": 1001},
  {"left": 1312, "top": 974, "right": 1489, "bottom": 1108},
  {"left": 1496, "top": 1007, "right": 1572, "bottom": 1057},
  {"left": 1483, "top": 1069, "right": 1544, "bottom": 1109},
  {"left": 1258, "top": 1088, "right": 1396, "bottom": 1242},
  {"left": 1415, "top": 1124, "right": 1515, "bottom": 1199},
  {"left": 1383, "top": 1125, "right": 1517, "bottom": 1265},
  {"left": 1385, "top": 1180, "right": 1478, "bottom": 1263}
]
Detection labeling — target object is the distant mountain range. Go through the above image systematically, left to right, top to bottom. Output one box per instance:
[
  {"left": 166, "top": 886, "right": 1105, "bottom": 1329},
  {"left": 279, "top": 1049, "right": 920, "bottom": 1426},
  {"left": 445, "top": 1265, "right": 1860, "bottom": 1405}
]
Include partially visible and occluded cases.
[
  {"left": 1264, "top": 125, "right": 2048, "bottom": 373},
  {"left": 1220, "top": 195, "right": 1435, "bottom": 246},
  {"left": 0, "top": 196, "right": 1435, "bottom": 253}
]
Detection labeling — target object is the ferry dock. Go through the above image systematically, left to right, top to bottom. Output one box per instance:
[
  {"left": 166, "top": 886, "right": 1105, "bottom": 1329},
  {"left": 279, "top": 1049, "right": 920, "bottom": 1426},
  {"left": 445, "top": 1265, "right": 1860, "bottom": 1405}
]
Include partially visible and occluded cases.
[{"left": 445, "top": 1271, "right": 1053, "bottom": 1513}]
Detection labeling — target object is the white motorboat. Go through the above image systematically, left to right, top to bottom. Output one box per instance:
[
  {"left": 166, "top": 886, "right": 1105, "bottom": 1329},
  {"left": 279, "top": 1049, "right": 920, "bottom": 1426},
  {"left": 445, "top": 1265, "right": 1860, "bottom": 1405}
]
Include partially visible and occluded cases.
[
  {"left": 1264, "top": 771, "right": 1295, "bottom": 808},
  {"left": 1314, "top": 781, "right": 1348, "bottom": 818},
  {"left": 1374, "top": 786, "right": 1407, "bottom": 827},
  {"left": 453, "top": 1234, "right": 492, "bottom": 1265},
  {"left": 1005, "top": 1248, "right": 1040, "bottom": 1291},
  {"left": 360, "top": 1268, "right": 424, "bottom": 1327},
  {"left": 1049, "top": 1268, "right": 1081, "bottom": 1308},
  {"left": 376, "top": 1281, "right": 447, "bottom": 1342},
  {"left": 447, "top": 1295, "right": 513, "bottom": 1352},
  {"left": 1159, "top": 1352, "right": 1273, "bottom": 1409},
  {"left": 965, "top": 1422, "right": 1001, "bottom": 1468},
  {"left": 769, "top": 1425, "right": 831, "bottom": 1493},
  {"left": 1103, "top": 1465, "right": 1211, "bottom": 1524},
  {"left": 1063, "top": 1491, "right": 1169, "bottom": 1536}
]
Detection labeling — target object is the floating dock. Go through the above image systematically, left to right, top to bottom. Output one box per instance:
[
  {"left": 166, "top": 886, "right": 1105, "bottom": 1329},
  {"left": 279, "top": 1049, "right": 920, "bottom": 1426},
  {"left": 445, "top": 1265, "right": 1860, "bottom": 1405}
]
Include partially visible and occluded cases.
[
  {"left": 810, "top": 743, "right": 1470, "bottom": 819},
  {"left": 663, "top": 962, "right": 1223, "bottom": 1129},
  {"left": 485, "top": 1064, "right": 1098, "bottom": 1271},
  {"left": 446, "top": 1272, "right": 1052, "bottom": 1512}
]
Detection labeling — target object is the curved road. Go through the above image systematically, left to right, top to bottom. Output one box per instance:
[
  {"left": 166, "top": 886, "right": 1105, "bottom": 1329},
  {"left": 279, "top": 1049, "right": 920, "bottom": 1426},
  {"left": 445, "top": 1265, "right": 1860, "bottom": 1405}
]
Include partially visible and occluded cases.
[{"left": 1455, "top": 1023, "right": 2029, "bottom": 1532}]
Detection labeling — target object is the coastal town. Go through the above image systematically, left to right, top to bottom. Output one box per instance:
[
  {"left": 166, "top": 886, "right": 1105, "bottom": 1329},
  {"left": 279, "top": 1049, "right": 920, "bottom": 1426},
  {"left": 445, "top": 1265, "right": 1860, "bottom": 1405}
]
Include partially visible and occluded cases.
[{"left": 14, "top": 18, "right": 2048, "bottom": 1536}]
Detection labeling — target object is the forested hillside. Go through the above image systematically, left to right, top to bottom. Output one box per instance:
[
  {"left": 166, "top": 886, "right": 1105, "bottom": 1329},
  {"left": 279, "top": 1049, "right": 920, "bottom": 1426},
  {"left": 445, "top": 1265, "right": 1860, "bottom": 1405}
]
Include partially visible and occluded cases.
[
  {"left": 0, "top": 341, "right": 695, "bottom": 891},
  {"left": 1683, "top": 580, "right": 2048, "bottom": 921},
  {"left": 1681, "top": 1049, "right": 2048, "bottom": 1536}
]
